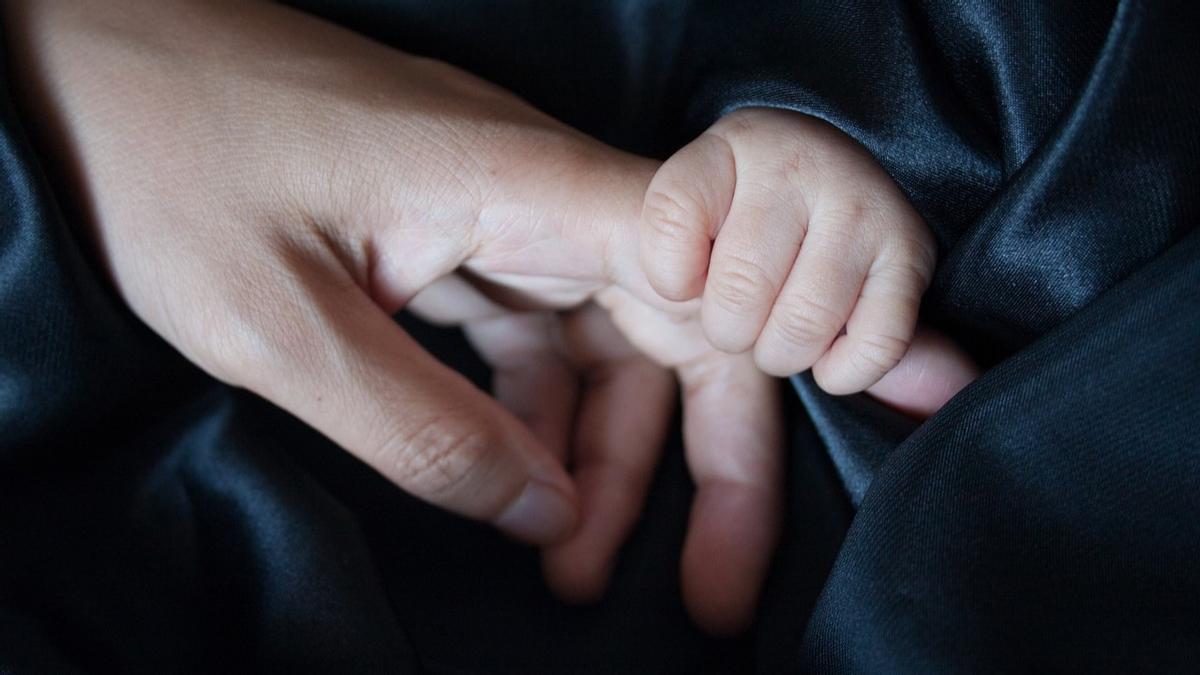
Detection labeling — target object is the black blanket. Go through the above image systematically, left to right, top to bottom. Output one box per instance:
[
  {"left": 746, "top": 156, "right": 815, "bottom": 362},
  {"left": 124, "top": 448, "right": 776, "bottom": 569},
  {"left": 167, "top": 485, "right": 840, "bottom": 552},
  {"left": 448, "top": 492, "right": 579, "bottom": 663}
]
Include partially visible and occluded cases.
[{"left": 1, "top": 0, "right": 1197, "bottom": 671}]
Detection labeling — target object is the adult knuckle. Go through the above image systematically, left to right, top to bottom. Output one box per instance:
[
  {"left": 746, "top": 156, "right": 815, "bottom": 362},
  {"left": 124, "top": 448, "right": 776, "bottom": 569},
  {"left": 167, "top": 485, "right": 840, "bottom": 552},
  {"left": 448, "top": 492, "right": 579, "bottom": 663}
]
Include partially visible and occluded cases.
[{"left": 378, "top": 415, "right": 493, "bottom": 497}]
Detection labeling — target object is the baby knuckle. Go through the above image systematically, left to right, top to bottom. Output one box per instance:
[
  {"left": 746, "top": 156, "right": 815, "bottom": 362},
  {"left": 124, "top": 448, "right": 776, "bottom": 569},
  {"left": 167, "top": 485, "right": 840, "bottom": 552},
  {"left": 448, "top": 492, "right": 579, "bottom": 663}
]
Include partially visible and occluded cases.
[
  {"left": 644, "top": 187, "right": 703, "bottom": 244},
  {"left": 820, "top": 195, "right": 888, "bottom": 240},
  {"left": 817, "top": 199, "right": 872, "bottom": 234},
  {"left": 891, "top": 236, "right": 938, "bottom": 287},
  {"left": 878, "top": 252, "right": 935, "bottom": 299},
  {"left": 709, "top": 256, "right": 774, "bottom": 311},
  {"left": 771, "top": 297, "right": 843, "bottom": 346},
  {"left": 850, "top": 333, "right": 910, "bottom": 376}
]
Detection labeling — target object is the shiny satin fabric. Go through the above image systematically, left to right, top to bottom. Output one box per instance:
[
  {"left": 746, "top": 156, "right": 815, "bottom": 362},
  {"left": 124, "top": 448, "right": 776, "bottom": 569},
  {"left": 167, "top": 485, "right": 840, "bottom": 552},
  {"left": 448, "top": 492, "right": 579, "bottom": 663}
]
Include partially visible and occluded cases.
[{"left": 1, "top": 0, "right": 1197, "bottom": 671}]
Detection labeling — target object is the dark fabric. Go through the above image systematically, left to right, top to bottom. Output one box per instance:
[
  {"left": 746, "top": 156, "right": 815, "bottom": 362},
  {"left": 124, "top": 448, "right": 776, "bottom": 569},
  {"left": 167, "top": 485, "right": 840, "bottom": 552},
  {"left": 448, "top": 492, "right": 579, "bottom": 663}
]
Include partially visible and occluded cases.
[{"left": 1, "top": 0, "right": 1197, "bottom": 671}]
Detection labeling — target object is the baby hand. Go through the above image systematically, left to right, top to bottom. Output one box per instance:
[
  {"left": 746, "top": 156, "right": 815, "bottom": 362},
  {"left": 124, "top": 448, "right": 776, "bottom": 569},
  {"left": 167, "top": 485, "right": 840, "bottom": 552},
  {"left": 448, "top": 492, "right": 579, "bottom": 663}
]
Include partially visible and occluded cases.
[{"left": 640, "top": 108, "right": 937, "bottom": 394}]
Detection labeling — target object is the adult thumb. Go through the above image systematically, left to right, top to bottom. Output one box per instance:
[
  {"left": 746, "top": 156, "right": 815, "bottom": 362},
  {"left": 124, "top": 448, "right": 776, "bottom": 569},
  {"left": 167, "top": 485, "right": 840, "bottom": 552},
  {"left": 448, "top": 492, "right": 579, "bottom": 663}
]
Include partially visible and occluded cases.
[{"left": 226, "top": 266, "right": 579, "bottom": 545}]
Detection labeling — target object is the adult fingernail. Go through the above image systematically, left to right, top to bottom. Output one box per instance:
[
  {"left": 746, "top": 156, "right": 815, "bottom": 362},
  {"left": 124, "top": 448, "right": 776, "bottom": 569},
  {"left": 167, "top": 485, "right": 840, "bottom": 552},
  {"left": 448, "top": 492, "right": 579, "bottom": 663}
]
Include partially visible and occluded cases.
[{"left": 496, "top": 480, "right": 577, "bottom": 544}]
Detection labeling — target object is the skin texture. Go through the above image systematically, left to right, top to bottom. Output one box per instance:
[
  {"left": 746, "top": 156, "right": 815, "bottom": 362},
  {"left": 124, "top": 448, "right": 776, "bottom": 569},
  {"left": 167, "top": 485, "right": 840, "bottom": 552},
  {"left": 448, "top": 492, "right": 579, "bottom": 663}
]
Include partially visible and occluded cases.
[{"left": 5, "top": 0, "right": 977, "bottom": 635}]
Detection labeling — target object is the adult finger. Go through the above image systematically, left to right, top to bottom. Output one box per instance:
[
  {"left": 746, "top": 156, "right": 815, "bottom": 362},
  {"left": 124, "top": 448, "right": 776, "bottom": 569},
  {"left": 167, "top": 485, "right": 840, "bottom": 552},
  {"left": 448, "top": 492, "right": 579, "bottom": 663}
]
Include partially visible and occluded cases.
[
  {"left": 217, "top": 258, "right": 578, "bottom": 545},
  {"left": 411, "top": 275, "right": 580, "bottom": 461},
  {"left": 541, "top": 305, "right": 676, "bottom": 602},
  {"left": 464, "top": 311, "right": 580, "bottom": 463},
  {"left": 675, "top": 352, "right": 784, "bottom": 635}
]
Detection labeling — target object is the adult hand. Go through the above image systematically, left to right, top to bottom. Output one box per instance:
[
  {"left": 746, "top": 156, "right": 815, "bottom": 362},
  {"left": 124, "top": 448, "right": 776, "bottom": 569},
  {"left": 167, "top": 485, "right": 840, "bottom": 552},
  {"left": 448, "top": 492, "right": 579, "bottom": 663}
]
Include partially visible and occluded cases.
[
  {"left": 3, "top": 0, "right": 654, "bottom": 544},
  {"left": 413, "top": 274, "right": 975, "bottom": 634},
  {"left": 410, "top": 279, "right": 783, "bottom": 635}
]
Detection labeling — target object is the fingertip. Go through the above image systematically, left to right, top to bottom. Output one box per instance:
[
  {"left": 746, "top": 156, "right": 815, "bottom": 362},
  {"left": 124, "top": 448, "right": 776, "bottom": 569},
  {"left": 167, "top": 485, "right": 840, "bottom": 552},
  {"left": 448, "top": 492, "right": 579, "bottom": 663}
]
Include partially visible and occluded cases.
[
  {"left": 865, "top": 327, "right": 980, "bottom": 419},
  {"left": 812, "top": 331, "right": 913, "bottom": 397},
  {"left": 811, "top": 357, "right": 871, "bottom": 396},
  {"left": 680, "top": 483, "right": 779, "bottom": 637},
  {"left": 541, "top": 543, "right": 614, "bottom": 605},
  {"left": 682, "top": 567, "right": 757, "bottom": 636}
]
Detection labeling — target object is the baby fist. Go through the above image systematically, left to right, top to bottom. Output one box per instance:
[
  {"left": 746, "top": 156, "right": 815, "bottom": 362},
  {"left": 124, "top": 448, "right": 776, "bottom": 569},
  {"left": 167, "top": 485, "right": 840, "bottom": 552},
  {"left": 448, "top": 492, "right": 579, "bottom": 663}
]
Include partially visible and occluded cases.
[{"left": 640, "top": 108, "right": 936, "bottom": 395}]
